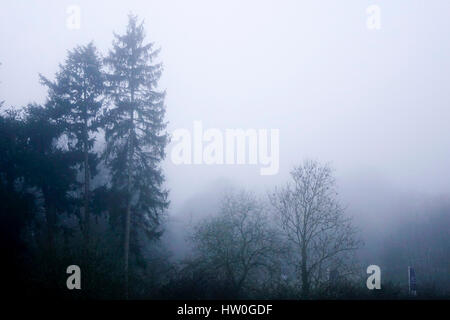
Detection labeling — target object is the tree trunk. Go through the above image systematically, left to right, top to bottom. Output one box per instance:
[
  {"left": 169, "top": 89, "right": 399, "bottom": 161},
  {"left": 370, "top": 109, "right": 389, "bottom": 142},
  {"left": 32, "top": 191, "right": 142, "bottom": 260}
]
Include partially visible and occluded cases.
[
  {"left": 124, "top": 90, "right": 135, "bottom": 299},
  {"left": 83, "top": 121, "right": 90, "bottom": 250},
  {"left": 124, "top": 183, "right": 131, "bottom": 299},
  {"left": 42, "top": 185, "right": 56, "bottom": 253},
  {"left": 46, "top": 205, "right": 56, "bottom": 253},
  {"left": 301, "top": 245, "right": 310, "bottom": 298}
]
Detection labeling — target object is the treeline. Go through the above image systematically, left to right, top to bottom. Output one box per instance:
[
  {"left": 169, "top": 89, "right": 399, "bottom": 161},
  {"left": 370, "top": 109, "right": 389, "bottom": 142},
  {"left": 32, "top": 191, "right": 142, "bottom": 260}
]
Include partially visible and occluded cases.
[
  {"left": 1, "top": 15, "right": 449, "bottom": 300},
  {"left": 1, "top": 15, "right": 168, "bottom": 299},
  {"left": 379, "top": 201, "right": 450, "bottom": 297}
]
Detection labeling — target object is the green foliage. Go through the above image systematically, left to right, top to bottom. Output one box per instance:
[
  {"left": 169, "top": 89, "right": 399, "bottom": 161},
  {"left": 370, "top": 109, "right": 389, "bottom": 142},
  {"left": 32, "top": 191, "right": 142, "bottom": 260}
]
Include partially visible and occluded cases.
[
  {"left": 102, "top": 14, "right": 169, "bottom": 255},
  {"left": 0, "top": 15, "right": 170, "bottom": 299},
  {"left": 40, "top": 42, "right": 104, "bottom": 152}
]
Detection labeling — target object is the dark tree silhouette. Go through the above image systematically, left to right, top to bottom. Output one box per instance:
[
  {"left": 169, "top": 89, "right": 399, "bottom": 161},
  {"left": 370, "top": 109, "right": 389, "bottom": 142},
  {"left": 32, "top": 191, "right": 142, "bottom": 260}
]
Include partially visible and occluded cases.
[
  {"left": 102, "top": 15, "right": 169, "bottom": 298},
  {"left": 40, "top": 42, "right": 104, "bottom": 249},
  {"left": 22, "top": 104, "right": 78, "bottom": 252},
  {"left": 270, "top": 160, "right": 362, "bottom": 298},
  {"left": 189, "top": 190, "right": 283, "bottom": 297}
]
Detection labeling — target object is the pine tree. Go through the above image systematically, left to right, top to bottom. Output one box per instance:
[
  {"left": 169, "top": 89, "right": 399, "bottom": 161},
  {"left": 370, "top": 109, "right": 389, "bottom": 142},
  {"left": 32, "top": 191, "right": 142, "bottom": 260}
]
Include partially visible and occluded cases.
[
  {"left": 103, "top": 15, "right": 169, "bottom": 298},
  {"left": 40, "top": 43, "right": 104, "bottom": 248},
  {"left": 22, "top": 104, "right": 78, "bottom": 252},
  {"left": 0, "top": 108, "right": 38, "bottom": 298}
]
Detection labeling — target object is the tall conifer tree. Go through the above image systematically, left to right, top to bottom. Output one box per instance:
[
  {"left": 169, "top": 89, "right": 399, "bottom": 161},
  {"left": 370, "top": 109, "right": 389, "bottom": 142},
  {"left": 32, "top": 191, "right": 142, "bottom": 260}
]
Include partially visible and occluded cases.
[
  {"left": 103, "top": 15, "right": 169, "bottom": 298},
  {"left": 40, "top": 42, "right": 104, "bottom": 248}
]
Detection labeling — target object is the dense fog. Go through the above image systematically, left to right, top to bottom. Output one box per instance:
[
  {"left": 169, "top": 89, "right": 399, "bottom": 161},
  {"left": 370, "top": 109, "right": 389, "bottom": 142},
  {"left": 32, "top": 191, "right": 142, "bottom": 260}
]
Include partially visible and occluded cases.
[{"left": 1, "top": 1, "right": 449, "bottom": 299}]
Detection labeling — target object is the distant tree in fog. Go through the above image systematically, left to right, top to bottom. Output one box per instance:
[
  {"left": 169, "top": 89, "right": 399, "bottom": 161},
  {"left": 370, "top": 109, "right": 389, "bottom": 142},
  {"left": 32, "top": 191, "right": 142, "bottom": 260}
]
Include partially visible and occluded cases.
[
  {"left": 269, "top": 160, "right": 361, "bottom": 298},
  {"left": 189, "top": 190, "right": 283, "bottom": 296},
  {"left": 381, "top": 203, "right": 450, "bottom": 295}
]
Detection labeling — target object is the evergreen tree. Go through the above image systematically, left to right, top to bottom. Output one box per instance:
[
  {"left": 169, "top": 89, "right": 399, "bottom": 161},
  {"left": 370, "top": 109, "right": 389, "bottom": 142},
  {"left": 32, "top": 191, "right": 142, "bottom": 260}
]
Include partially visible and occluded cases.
[
  {"left": 103, "top": 15, "right": 169, "bottom": 298},
  {"left": 40, "top": 43, "right": 104, "bottom": 247},
  {"left": 22, "top": 104, "right": 78, "bottom": 252},
  {"left": 0, "top": 108, "right": 36, "bottom": 298}
]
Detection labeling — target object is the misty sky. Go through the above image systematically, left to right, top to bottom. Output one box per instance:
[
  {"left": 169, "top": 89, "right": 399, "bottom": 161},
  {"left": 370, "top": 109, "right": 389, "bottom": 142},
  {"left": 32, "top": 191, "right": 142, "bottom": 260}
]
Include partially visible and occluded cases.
[{"left": 1, "top": 0, "right": 450, "bottom": 218}]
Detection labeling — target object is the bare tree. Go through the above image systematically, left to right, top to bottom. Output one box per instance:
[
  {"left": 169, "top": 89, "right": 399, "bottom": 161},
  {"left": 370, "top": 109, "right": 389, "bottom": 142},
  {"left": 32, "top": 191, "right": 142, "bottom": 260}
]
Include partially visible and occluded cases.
[
  {"left": 269, "top": 160, "right": 361, "bottom": 298},
  {"left": 188, "top": 190, "right": 283, "bottom": 297}
]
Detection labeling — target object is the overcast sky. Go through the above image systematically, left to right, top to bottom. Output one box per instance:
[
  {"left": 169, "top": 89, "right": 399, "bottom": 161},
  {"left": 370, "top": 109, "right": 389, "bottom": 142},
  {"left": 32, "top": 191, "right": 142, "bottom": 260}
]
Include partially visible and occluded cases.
[{"left": 1, "top": 1, "right": 450, "bottom": 217}]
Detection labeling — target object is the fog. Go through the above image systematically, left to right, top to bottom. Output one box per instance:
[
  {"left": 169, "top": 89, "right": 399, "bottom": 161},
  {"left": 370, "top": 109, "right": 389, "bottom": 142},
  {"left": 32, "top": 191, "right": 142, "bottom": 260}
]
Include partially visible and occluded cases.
[{"left": 1, "top": 0, "right": 449, "bottom": 299}]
